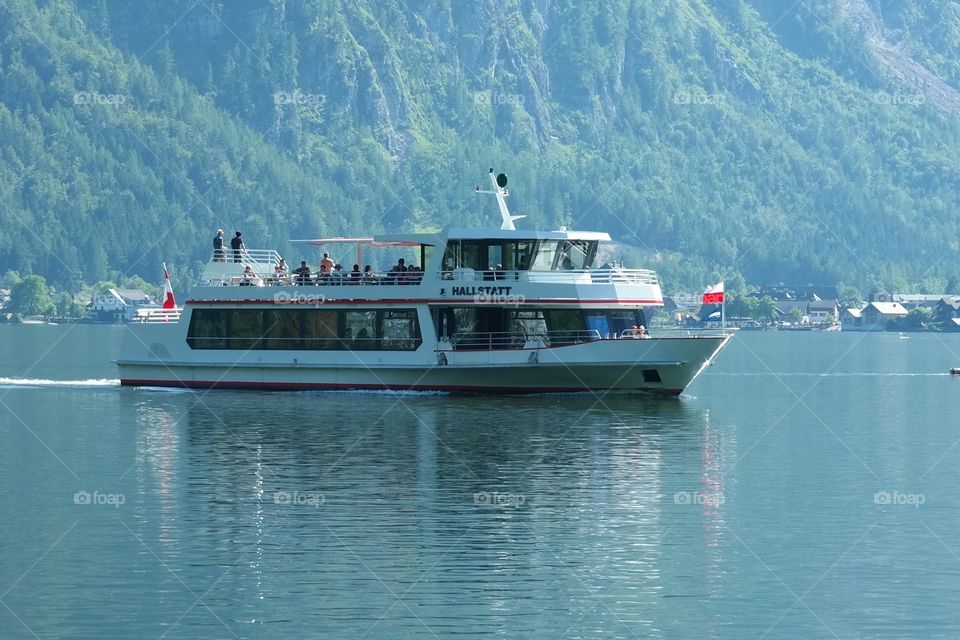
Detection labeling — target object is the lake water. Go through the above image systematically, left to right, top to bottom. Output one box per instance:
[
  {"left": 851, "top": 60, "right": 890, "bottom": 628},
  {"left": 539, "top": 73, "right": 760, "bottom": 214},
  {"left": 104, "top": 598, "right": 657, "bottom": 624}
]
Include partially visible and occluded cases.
[{"left": 2, "top": 324, "right": 960, "bottom": 639}]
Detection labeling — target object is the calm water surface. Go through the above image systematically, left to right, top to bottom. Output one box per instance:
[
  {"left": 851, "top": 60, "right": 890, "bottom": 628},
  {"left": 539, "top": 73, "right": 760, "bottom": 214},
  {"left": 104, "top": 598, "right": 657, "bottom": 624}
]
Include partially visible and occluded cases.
[{"left": 2, "top": 325, "right": 960, "bottom": 638}]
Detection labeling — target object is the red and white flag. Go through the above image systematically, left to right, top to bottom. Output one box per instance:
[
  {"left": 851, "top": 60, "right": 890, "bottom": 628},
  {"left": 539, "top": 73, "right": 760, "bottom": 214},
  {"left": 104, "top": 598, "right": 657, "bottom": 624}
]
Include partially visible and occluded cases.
[
  {"left": 162, "top": 263, "right": 176, "bottom": 309},
  {"left": 702, "top": 281, "right": 724, "bottom": 304}
]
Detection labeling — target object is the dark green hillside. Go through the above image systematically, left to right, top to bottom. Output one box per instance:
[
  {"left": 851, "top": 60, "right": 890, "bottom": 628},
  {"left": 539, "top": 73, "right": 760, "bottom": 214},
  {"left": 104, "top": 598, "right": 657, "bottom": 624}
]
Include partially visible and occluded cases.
[{"left": 2, "top": 0, "right": 960, "bottom": 292}]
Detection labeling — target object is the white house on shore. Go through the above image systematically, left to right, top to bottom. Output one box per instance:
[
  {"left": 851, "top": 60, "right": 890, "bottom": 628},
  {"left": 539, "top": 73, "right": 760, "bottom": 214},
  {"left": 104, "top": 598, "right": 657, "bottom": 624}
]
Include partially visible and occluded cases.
[
  {"left": 90, "top": 288, "right": 157, "bottom": 322},
  {"left": 841, "top": 301, "right": 908, "bottom": 331}
]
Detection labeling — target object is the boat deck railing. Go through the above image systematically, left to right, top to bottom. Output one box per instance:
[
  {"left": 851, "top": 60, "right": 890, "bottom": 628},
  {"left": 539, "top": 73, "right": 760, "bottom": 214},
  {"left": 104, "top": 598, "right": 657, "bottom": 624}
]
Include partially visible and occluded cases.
[
  {"left": 201, "top": 250, "right": 657, "bottom": 288},
  {"left": 440, "top": 267, "right": 659, "bottom": 285},
  {"left": 132, "top": 308, "right": 182, "bottom": 323},
  {"left": 443, "top": 327, "right": 729, "bottom": 350},
  {"left": 446, "top": 329, "right": 604, "bottom": 350}
]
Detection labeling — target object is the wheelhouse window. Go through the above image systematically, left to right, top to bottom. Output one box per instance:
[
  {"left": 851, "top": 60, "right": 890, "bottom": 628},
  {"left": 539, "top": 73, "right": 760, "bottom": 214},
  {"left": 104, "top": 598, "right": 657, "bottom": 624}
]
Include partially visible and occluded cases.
[
  {"left": 443, "top": 240, "right": 535, "bottom": 271},
  {"left": 187, "top": 308, "right": 421, "bottom": 351}
]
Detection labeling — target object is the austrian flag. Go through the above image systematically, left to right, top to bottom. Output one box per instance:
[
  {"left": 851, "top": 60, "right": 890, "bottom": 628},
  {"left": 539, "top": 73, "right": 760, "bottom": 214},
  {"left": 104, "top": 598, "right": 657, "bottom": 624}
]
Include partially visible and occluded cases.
[
  {"left": 162, "top": 263, "right": 176, "bottom": 309},
  {"left": 702, "top": 281, "right": 724, "bottom": 305}
]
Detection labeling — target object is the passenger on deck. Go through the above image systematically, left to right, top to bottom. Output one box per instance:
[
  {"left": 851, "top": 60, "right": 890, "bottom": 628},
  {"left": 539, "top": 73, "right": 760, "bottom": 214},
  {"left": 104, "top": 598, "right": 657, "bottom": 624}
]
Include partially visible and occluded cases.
[
  {"left": 212, "top": 229, "right": 225, "bottom": 262},
  {"left": 230, "top": 231, "right": 245, "bottom": 263},
  {"left": 320, "top": 252, "right": 335, "bottom": 274},
  {"left": 388, "top": 258, "right": 407, "bottom": 284},
  {"left": 274, "top": 259, "right": 288, "bottom": 277},
  {"left": 293, "top": 261, "right": 312, "bottom": 285},
  {"left": 330, "top": 264, "right": 344, "bottom": 285},
  {"left": 349, "top": 264, "right": 362, "bottom": 283},
  {"left": 240, "top": 265, "right": 256, "bottom": 286},
  {"left": 363, "top": 265, "right": 376, "bottom": 284},
  {"left": 405, "top": 265, "right": 422, "bottom": 284},
  {"left": 628, "top": 324, "right": 650, "bottom": 339}
]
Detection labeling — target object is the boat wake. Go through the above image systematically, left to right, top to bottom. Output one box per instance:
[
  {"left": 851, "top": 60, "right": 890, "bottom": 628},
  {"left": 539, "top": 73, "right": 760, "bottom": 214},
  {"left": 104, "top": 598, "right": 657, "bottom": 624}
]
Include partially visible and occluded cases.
[
  {"left": 709, "top": 372, "right": 951, "bottom": 377},
  {"left": 0, "top": 377, "right": 120, "bottom": 389}
]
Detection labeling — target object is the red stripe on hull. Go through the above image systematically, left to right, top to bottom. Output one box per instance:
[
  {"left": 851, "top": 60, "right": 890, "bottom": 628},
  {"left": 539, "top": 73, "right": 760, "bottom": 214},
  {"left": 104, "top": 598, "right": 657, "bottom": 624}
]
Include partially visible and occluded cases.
[{"left": 119, "top": 378, "right": 684, "bottom": 396}]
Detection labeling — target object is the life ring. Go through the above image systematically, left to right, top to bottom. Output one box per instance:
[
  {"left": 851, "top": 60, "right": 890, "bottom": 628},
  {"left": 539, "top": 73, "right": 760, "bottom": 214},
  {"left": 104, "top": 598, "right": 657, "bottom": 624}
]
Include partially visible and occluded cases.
[{"left": 878, "top": 294, "right": 887, "bottom": 302}]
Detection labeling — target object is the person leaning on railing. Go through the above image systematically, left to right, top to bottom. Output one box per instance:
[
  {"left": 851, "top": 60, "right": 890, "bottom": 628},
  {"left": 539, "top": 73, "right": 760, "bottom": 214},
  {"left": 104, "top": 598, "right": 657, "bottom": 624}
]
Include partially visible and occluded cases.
[{"left": 293, "top": 261, "right": 312, "bottom": 285}]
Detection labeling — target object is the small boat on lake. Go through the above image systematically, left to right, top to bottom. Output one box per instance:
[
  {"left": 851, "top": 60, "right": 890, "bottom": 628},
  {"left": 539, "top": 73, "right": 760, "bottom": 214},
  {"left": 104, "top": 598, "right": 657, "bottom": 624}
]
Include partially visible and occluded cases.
[{"left": 116, "top": 171, "right": 733, "bottom": 395}]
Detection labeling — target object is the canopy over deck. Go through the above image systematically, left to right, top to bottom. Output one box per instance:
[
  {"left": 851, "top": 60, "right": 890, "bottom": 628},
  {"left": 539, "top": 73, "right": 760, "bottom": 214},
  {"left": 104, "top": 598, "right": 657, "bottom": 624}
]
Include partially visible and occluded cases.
[{"left": 290, "top": 237, "right": 429, "bottom": 268}]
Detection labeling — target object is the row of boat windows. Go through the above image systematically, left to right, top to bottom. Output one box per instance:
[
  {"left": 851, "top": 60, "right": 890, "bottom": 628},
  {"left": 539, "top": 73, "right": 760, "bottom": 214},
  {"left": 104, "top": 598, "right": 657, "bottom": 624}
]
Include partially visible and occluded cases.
[
  {"left": 438, "top": 307, "right": 647, "bottom": 342},
  {"left": 187, "top": 308, "right": 421, "bottom": 351}
]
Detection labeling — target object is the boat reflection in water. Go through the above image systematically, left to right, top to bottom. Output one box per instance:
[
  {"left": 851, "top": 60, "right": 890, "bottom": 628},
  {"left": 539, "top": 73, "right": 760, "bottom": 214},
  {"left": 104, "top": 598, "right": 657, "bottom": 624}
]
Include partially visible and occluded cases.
[{"left": 129, "top": 389, "right": 734, "bottom": 636}]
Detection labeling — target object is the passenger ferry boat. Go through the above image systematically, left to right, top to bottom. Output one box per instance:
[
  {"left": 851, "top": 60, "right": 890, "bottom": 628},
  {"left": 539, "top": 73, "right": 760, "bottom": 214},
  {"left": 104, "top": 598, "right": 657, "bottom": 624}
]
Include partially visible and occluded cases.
[{"left": 117, "top": 171, "right": 733, "bottom": 395}]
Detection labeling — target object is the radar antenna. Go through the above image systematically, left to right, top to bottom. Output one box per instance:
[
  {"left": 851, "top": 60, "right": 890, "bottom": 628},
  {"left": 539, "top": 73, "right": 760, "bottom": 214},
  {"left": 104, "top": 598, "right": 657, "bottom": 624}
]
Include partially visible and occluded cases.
[{"left": 475, "top": 168, "right": 526, "bottom": 230}]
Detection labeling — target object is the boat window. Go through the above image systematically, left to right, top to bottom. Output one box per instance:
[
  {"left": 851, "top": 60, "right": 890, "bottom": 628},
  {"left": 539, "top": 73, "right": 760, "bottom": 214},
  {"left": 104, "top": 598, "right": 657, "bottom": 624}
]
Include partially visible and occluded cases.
[
  {"left": 558, "top": 240, "right": 595, "bottom": 270},
  {"left": 442, "top": 241, "right": 461, "bottom": 270},
  {"left": 529, "top": 241, "right": 558, "bottom": 271},
  {"left": 461, "top": 242, "right": 488, "bottom": 271},
  {"left": 452, "top": 307, "right": 478, "bottom": 335},
  {"left": 186, "top": 309, "right": 227, "bottom": 349},
  {"left": 263, "top": 309, "right": 302, "bottom": 350},
  {"left": 544, "top": 309, "right": 588, "bottom": 345},
  {"left": 544, "top": 309, "right": 585, "bottom": 332},
  {"left": 607, "top": 309, "right": 646, "bottom": 336},
  {"left": 231, "top": 310, "right": 264, "bottom": 350},
  {"left": 303, "top": 310, "right": 338, "bottom": 349},
  {"left": 381, "top": 310, "right": 420, "bottom": 350},
  {"left": 510, "top": 310, "right": 547, "bottom": 338},
  {"left": 344, "top": 311, "right": 377, "bottom": 350},
  {"left": 584, "top": 312, "right": 611, "bottom": 338}
]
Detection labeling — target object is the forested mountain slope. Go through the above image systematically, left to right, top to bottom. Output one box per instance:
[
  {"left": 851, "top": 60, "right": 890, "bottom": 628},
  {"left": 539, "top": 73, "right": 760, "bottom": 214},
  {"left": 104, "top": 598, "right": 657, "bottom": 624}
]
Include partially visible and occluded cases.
[{"left": 2, "top": 0, "right": 960, "bottom": 292}]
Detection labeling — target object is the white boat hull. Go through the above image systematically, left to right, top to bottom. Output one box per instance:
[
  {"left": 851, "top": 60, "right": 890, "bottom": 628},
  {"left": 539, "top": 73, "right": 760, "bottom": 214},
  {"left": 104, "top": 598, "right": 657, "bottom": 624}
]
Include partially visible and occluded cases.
[{"left": 117, "top": 327, "right": 730, "bottom": 395}]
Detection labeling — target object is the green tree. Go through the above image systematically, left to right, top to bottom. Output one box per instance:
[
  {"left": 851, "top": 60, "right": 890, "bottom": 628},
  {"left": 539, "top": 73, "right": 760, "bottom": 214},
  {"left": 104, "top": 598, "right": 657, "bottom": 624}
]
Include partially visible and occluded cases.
[
  {"left": 1, "top": 270, "right": 21, "bottom": 289},
  {"left": 9, "top": 275, "right": 54, "bottom": 317},
  {"left": 946, "top": 276, "right": 960, "bottom": 295},
  {"left": 836, "top": 284, "right": 863, "bottom": 310},
  {"left": 56, "top": 294, "right": 88, "bottom": 319},
  {"left": 756, "top": 296, "right": 778, "bottom": 324},
  {"left": 905, "top": 307, "right": 932, "bottom": 331}
]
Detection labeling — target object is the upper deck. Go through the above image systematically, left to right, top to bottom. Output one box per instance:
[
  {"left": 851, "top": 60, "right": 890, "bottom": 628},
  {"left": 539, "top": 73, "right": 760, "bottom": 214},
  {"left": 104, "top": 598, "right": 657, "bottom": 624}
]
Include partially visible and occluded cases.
[
  {"left": 194, "top": 171, "right": 662, "bottom": 306},
  {"left": 193, "top": 237, "right": 662, "bottom": 308}
]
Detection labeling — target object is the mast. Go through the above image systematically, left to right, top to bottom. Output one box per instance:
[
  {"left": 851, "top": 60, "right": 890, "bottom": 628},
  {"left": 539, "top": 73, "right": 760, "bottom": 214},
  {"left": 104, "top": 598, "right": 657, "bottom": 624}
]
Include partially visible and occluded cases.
[{"left": 476, "top": 169, "right": 526, "bottom": 230}]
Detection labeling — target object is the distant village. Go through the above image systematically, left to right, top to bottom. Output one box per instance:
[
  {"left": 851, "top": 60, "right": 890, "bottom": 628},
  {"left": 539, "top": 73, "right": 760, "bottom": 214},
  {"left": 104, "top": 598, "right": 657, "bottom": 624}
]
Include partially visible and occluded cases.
[
  {"left": 0, "top": 273, "right": 164, "bottom": 324},
  {"left": 1, "top": 276, "right": 959, "bottom": 332},
  {"left": 664, "top": 284, "right": 960, "bottom": 333}
]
